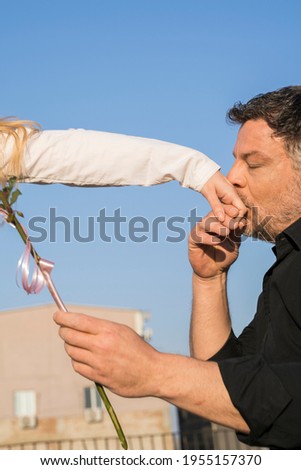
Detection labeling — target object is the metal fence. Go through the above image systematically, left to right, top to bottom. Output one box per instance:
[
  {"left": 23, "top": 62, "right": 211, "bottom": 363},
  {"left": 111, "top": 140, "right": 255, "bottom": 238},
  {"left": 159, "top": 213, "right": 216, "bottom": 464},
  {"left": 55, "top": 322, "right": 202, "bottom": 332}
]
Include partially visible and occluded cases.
[{"left": 0, "top": 427, "right": 264, "bottom": 450}]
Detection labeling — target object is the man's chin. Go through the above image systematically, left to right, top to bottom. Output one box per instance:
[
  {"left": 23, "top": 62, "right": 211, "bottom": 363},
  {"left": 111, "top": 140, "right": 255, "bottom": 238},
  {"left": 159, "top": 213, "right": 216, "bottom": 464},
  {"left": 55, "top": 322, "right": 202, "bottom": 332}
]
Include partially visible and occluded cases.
[
  {"left": 237, "top": 205, "right": 276, "bottom": 242},
  {"left": 241, "top": 223, "right": 275, "bottom": 243}
]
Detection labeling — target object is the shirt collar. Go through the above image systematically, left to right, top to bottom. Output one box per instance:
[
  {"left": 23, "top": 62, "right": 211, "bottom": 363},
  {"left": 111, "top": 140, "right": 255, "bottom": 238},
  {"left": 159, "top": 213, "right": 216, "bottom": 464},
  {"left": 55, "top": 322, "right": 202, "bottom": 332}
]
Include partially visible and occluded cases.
[{"left": 272, "top": 217, "right": 301, "bottom": 261}]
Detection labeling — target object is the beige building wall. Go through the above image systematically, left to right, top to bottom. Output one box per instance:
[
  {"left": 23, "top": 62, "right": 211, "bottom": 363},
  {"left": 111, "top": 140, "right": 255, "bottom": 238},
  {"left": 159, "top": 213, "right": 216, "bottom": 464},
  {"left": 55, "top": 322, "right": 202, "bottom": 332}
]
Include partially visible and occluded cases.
[{"left": 0, "top": 304, "right": 173, "bottom": 449}]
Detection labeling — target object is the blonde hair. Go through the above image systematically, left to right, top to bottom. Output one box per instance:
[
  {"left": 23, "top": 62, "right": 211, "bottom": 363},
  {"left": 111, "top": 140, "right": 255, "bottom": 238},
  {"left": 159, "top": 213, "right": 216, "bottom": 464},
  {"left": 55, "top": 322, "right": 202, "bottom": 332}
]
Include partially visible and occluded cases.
[{"left": 0, "top": 117, "right": 41, "bottom": 184}]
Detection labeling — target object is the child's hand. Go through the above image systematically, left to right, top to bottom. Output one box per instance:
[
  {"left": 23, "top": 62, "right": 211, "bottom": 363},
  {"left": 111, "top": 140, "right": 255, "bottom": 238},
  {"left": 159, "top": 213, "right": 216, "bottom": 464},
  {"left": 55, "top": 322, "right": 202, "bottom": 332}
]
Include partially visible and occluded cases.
[{"left": 201, "top": 171, "right": 247, "bottom": 226}]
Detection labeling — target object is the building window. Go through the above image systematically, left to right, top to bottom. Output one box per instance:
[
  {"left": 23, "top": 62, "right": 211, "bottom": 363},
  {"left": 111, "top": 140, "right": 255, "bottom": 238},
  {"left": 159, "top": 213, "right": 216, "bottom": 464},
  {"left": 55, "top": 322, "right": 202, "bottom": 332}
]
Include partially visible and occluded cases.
[
  {"left": 84, "top": 386, "right": 102, "bottom": 423},
  {"left": 14, "top": 390, "right": 37, "bottom": 429}
]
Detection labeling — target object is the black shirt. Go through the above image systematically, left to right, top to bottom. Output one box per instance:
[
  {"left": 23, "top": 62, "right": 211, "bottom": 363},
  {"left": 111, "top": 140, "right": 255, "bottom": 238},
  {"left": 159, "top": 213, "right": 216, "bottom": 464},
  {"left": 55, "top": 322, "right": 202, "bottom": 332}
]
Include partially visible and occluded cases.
[{"left": 211, "top": 217, "right": 301, "bottom": 449}]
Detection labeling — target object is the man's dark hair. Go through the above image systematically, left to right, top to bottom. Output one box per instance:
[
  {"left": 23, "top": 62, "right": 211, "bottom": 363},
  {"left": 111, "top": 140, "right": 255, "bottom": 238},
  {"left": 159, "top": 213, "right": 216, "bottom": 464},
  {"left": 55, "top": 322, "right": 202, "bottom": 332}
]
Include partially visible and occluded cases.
[{"left": 227, "top": 86, "right": 301, "bottom": 168}]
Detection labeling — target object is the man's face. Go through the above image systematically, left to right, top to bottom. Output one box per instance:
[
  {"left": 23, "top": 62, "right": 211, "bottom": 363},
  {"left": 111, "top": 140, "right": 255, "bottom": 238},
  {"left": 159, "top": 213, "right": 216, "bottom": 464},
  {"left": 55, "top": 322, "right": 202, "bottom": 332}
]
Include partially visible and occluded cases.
[{"left": 227, "top": 119, "right": 301, "bottom": 242}]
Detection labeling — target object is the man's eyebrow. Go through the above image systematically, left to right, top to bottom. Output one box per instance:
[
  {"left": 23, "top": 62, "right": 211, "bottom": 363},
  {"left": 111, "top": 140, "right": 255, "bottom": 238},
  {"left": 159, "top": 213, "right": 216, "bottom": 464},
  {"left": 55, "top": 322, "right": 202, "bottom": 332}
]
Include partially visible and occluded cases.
[{"left": 232, "top": 151, "right": 272, "bottom": 160}]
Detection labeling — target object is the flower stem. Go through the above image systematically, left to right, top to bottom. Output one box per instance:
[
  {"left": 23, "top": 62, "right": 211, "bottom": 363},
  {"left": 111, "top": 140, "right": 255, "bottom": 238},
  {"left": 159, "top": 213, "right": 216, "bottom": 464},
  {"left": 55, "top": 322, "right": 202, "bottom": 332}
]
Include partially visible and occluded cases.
[
  {"left": 12, "top": 213, "right": 128, "bottom": 449},
  {"left": 12, "top": 215, "right": 41, "bottom": 262},
  {"left": 95, "top": 383, "right": 128, "bottom": 450}
]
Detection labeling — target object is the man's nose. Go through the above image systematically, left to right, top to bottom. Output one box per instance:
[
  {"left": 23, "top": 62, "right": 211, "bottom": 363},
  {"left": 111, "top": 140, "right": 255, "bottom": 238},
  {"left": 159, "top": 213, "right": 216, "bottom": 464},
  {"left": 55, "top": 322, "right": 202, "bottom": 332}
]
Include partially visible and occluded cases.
[{"left": 227, "top": 161, "right": 247, "bottom": 188}]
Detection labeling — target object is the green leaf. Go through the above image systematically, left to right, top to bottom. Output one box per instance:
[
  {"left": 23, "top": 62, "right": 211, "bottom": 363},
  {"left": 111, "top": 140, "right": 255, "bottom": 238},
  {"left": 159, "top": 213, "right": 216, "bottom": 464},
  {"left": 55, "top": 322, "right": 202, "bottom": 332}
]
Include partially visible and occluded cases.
[
  {"left": 8, "top": 176, "right": 17, "bottom": 190},
  {"left": 10, "top": 189, "right": 22, "bottom": 206},
  {"left": 0, "top": 191, "right": 8, "bottom": 205},
  {"left": 16, "top": 211, "right": 24, "bottom": 218}
]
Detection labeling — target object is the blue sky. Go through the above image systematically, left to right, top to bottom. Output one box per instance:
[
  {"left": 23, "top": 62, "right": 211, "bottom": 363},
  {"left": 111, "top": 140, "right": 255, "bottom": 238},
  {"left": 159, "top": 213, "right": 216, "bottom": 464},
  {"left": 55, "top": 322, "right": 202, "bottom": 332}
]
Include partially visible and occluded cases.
[{"left": 1, "top": 0, "right": 300, "bottom": 354}]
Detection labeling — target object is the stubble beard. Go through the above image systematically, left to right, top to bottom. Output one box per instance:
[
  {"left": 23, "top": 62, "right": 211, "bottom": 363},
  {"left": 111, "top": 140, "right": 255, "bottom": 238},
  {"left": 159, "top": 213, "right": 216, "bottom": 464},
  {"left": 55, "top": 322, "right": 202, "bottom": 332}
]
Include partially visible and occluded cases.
[{"left": 238, "top": 181, "right": 301, "bottom": 243}]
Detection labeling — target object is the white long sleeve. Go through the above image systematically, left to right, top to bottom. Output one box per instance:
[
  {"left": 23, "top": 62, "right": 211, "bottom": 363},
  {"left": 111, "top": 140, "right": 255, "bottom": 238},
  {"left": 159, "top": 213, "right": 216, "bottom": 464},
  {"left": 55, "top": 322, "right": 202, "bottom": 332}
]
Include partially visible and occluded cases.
[{"left": 4, "top": 129, "right": 220, "bottom": 192}]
